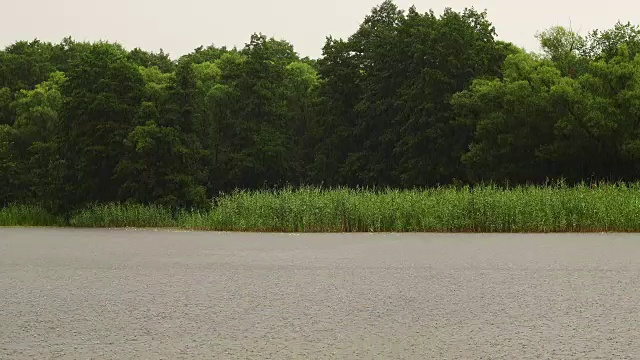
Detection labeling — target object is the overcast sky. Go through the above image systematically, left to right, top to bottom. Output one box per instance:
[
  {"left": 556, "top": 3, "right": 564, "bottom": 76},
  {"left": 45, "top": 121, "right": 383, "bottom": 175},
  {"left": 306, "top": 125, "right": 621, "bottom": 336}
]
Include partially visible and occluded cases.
[{"left": 2, "top": 0, "right": 638, "bottom": 59}]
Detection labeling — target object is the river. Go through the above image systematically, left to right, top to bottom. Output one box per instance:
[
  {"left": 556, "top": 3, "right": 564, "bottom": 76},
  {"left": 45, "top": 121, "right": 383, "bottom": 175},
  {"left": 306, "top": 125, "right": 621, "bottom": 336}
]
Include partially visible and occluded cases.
[{"left": 1, "top": 229, "right": 639, "bottom": 359}]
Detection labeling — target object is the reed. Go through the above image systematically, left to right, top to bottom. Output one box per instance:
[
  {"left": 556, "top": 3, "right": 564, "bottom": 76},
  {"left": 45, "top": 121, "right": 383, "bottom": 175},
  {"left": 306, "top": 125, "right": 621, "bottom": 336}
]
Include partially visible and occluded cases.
[
  {"left": 177, "top": 183, "right": 640, "bottom": 232},
  {"left": 69, "top": 203, "right": 176, "bottom": 228},
  {"left": 0, "top": 204, "right": 65, "bottom": 227}
]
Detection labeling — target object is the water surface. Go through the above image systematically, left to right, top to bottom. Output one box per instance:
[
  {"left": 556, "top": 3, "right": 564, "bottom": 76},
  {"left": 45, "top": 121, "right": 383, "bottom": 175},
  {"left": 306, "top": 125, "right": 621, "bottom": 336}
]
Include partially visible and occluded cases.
[{"left": 1, "top": 229, "right": 639, "bottom": 359}]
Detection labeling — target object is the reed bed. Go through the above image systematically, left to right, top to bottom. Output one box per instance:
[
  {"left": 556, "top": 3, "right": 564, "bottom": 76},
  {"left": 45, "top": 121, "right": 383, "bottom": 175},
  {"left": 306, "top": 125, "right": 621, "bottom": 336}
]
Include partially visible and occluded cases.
[
  {"left": 5, "top": 183, "right": 640, "bottom": 232},
  {"left": 178, "top": 184, "right": 640, "bottom": 232},
  {"left": 69, "top": 203, "right": 176, "bottom": 228},
  {"left": 0, "top": 204, "right": 65, "bottom": 227}
]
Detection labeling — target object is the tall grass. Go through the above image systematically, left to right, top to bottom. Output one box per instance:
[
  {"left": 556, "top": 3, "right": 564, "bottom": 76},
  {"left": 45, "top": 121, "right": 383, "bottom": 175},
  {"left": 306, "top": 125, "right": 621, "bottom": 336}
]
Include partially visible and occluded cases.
[
  {"left": 6, "top": 183, "right": 640, "bottom": 232},
  {"left": 178, "top": 183, "right": 640, "bottom": 232},
  {"left": 69, "top": 203, "right": 176, "bottom": 228},
  {"left": 0, "top": 204, "right": 65, "bottom": 227}
]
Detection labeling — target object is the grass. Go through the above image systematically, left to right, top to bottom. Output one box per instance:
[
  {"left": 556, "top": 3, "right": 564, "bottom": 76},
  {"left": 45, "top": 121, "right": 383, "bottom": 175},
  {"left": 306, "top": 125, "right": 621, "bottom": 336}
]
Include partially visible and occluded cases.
[
  {"left": 4, "top": 183, "right": 640, "bottom": 232},
  {"left": 178, "top": 183, "right": 640, "bottom": 233},
  {"left": 69, "top": 203, "right": 176, "bottom": 228},
  {"left": 0, "top": 204, "right": 65, "bottom": 227}
]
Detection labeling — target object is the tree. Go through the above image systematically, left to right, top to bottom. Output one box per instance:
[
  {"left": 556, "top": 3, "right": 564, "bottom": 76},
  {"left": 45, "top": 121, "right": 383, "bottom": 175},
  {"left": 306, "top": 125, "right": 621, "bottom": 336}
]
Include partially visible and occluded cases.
[
  {"left": 314, "top": 2, "right": 509, "bottom": 187},
  {"left": 584, "top": 22, "right": 640, "bottom": 61},
  {"left": 535, "top": 26, "right": 588, "bottom": 77},
  {"left": 210, "top": 34, "right": 302, "bottom": 189},
  {"left": 311, "top": 37, "right": 363, "bottom": 186},
  {"left": 0, "top": 40, "right": 57, "bottom": 91},
  {"left": 60, "top": 42, "right": 144, "bottom": 208},
  {"left": 179, "top": 45, "right": 231, "bottom": 65},
  {"left": 546, "top": 45, "right": 640, "bottom": 181},
  {"left": 127, "top": 48, "right": 175, "bottom": 73},
  {"left": 452, "top": 52, "right": 562, "bottom": 183},
  {"left": 115, "top": 57, "right": 210, "bottom": 208},
  {"left": 283, "top": 61, "right": 321, "bottom": 183},
  {"left": 10, "top": 71, "right": 67, "bottom": 209},
  {"left": 0, "top": 87, "right": 13, "bottom": 125},
  {"left": 116, "top": 121, "right": 208, "bottom": 209},
  {"left": 0, "top": 125, "right": 18, "bottom": 205}
]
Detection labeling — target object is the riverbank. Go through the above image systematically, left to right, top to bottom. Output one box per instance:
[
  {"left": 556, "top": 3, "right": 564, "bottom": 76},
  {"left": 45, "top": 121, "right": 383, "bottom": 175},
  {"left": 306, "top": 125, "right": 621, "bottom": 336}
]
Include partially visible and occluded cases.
[{"left": 3, "top": 184, "right": 640, "bottom": 232}]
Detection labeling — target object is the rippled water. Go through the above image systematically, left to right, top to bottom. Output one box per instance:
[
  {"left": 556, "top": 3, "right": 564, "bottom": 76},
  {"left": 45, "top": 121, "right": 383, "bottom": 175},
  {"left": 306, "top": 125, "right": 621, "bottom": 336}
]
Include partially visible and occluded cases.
[{"left": 1, "top": 229, "right": 639, "bottom": 359}]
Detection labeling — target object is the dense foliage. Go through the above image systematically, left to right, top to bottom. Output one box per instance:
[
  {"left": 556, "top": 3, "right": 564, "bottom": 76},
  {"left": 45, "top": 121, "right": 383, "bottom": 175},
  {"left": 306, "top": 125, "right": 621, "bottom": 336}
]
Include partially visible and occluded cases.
[{"left": 2, "top": 1, "right": 640, "bottom": 213}]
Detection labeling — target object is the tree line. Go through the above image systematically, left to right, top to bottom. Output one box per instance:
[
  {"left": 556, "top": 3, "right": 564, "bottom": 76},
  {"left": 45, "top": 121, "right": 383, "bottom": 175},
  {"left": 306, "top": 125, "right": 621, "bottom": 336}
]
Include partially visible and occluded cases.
[{"left": 2, "top": 0, "right": 640, "bottom": 212}]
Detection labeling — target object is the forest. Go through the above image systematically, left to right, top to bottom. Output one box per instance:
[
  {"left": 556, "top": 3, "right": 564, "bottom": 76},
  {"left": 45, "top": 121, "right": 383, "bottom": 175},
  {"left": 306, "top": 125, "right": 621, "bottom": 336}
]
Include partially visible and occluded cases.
[{"left": 3, "top": 0, "right": 640, "bottom": 217}]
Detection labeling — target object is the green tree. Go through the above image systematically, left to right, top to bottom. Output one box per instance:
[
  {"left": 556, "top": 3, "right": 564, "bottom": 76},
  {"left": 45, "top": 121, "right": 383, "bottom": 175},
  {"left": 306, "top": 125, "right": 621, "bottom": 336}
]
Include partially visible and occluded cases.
[
  {"left": 314, "top": 2, "right": 509, "bottom": 187},
  {"left": 394, "top": 7, "right": 509, "bottom": 186},
  {"left": 584, "top": 22, "right": 640, "bottom": 61},
  {"left": 535, "top": 26, "right": 588, "bottom": 77},
  {"left": 210, "top": 34, "right": 302, "bottom": 189},
  {"left": 311, "top": 37, "right": 363, "bottom": 186},
  {"left": 0, "top": 40, "right": 58, "bottom": 91},
  {"left": 60, "top": 42, "right": 144, "bottom": 208},
  {"left": 179, "top": 45, "right": 231, "bottom": 65},
  {"left": 546, "top": 45, "right": 640, "bottom": 181},
  {"left": 127, "top": 48, "right": 175, "bottom": 73},
  {"left": 452, "top": 52, "right": 562, "bottom": 183},
  {"left": 116, "top": 60, "right": 209, "bottom": 208},
  {"left": 283, "top": 61, "right": 321, "bottom": 183},
  {"left": 10, "top": 71, "right": 67, "bottom": 209},
  {"left": 0, "top": 87, "right": 13, "bottom": 125},
  {"left": 116, "top": 121, "right": 208, "bottom": 209},
  {"left": 0, "top": 125, "right": 18, "bottom": 205}
]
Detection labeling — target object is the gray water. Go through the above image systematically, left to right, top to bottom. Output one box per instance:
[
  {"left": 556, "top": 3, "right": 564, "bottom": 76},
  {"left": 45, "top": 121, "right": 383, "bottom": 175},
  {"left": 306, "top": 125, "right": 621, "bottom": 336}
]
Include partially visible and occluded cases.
[{"left": 1, "top": 229, "right": 639, "bottom": 359}]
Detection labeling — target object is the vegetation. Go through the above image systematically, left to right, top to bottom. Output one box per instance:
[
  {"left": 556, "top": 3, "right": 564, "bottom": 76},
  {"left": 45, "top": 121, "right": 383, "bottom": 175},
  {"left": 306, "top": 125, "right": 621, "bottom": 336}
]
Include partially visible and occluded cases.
[
  {"left": 3, "top": 1, "right": 640, "bottom": 232},
  {"left": 4, "top": 184, "right": 640, "bottom": 232},
  {"left": 178, "top": 184, "right": 640, "bottom": 233},
  {"left": 69, "top": 203, "right": 176, "bottom": 228},
  {"left": 0, "top": 204, "right": 64, "bottom": 227}
]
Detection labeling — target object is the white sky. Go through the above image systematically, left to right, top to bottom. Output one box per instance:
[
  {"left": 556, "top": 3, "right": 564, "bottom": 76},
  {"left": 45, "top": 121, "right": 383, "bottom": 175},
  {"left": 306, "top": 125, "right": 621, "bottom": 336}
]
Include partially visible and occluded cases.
[{"left": 2, "top": 0, "right": 639, "bottom": 59}]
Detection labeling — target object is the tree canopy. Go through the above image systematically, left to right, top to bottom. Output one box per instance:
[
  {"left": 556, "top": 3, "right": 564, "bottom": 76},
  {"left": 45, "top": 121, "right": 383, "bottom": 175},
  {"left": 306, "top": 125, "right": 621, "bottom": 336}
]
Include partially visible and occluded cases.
[{"left": 2, "top": 1, "right": 640, "bottom": 212}]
